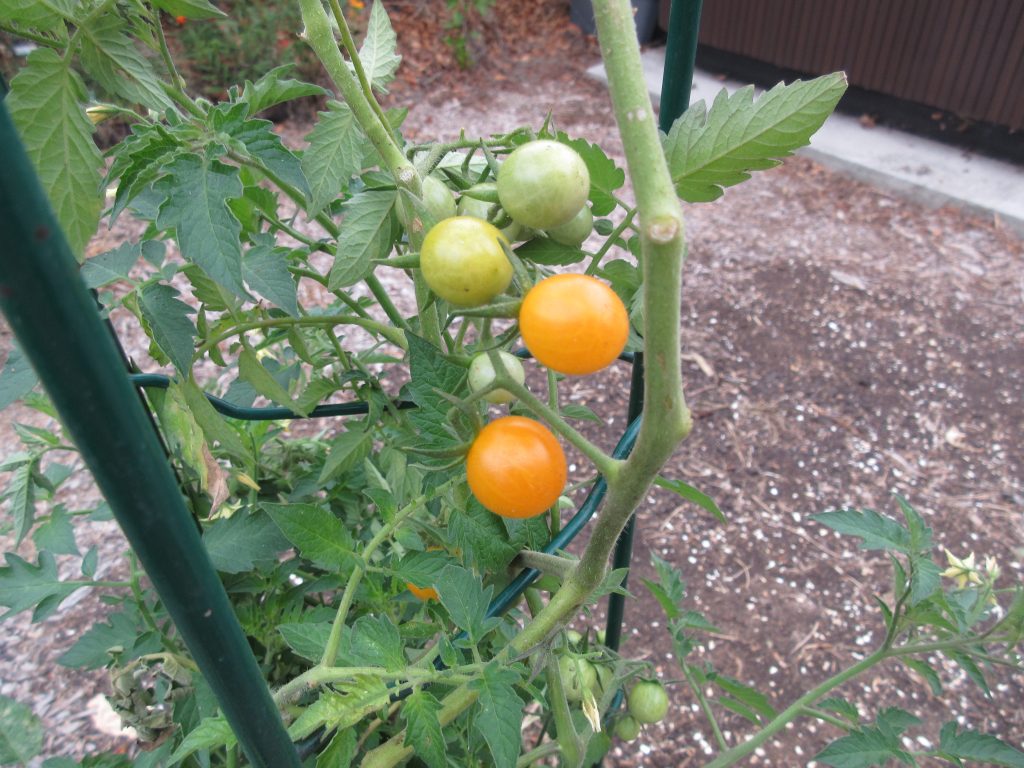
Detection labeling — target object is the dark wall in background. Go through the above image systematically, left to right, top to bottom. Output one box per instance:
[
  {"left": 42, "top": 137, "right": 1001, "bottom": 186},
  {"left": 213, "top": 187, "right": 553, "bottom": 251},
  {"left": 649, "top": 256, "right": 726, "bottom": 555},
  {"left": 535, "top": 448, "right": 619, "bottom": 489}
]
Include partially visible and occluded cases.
[{"left": 672, "top": 0, "right": 1023, "bottom": 131}]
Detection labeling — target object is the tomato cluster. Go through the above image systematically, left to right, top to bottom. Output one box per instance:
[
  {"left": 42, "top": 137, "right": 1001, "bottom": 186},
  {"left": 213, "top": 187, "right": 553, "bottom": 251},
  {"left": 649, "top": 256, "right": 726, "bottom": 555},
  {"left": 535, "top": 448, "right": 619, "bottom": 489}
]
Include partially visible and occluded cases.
[{"left": 413, "top": 140, "right": 630, "bottom": 520}]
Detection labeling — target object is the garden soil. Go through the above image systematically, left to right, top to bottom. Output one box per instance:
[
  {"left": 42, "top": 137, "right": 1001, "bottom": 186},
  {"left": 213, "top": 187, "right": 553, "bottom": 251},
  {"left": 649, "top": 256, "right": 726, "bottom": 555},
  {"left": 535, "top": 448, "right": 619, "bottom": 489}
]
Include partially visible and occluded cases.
[{"left": 1, "top": 1, "right": 1022, "bottom": 765}]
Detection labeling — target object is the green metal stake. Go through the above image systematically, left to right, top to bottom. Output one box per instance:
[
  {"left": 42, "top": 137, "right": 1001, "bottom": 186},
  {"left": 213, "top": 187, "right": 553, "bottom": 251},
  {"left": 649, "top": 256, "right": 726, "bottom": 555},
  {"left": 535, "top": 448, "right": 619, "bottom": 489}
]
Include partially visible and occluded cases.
[
  {"left": 602, "top": 0, "right": 703, "bottom": 655},
  {"left": 0, "top": 103, "right": 302, "bottom": 768}
]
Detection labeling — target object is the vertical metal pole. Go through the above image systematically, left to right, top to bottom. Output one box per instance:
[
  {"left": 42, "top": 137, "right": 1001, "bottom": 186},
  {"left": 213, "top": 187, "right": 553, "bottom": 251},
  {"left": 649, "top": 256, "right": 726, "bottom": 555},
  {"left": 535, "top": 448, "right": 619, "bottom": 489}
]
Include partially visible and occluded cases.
[
  {"left": 603, "top": 0, "right": 703, "bottom": 654},
  {"left": 0, "top": 103, "right": 302, "bottom": 768}
]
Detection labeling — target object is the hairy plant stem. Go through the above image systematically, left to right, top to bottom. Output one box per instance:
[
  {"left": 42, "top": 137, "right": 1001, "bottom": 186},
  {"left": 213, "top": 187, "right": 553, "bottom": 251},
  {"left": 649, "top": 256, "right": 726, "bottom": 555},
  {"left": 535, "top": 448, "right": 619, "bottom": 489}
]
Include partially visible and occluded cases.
[{"left": 359, "top": 0, "right": 692, "bottom": 763}]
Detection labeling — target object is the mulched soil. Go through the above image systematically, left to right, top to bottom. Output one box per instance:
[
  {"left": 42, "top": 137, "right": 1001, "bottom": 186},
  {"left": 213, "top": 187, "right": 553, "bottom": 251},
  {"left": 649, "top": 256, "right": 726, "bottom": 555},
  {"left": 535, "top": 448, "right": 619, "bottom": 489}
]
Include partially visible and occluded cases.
[{"left": 1, "top": 1, "right": 1022, "bottom": 765}]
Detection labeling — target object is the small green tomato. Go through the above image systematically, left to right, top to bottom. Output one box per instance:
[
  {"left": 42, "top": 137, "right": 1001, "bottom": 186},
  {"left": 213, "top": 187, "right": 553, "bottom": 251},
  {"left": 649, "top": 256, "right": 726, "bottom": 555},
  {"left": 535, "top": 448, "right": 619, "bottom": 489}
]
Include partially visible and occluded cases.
[
  {"left": 497, "top": 140, "right": 590, "bottom": 230},
  {"left": 397, "top": 175, "right": 456, "bottom": 228},
  {"left": 546, "top": 204, "right": 593, "bottom": 247},
  {"left": 468, "top": 351, "right": 525, "bottom": 404},
  {"left": 558, "top": 655, "right": 598, "bottom": 703},
  {"left": 627, "top": 679, "right": 669, "bottom": 724},
  {"left": 615, "top": 714, "right": 641, "bottom": 742}
]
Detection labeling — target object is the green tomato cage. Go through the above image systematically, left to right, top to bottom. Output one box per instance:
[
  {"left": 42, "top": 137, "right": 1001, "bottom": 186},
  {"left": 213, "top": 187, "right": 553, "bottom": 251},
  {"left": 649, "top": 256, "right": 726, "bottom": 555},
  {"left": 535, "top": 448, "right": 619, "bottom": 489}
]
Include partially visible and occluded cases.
[{"left": 0, "top": 3, "right": 702, "bottom": 765}]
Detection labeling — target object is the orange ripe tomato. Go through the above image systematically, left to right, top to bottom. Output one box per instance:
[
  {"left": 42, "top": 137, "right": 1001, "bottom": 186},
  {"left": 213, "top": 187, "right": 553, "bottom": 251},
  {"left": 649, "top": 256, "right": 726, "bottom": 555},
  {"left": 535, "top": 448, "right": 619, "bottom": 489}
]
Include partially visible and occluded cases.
[
  {"left": 518, "top": 274, "right": 629, "bottom": 376},
  {"left": 466, "top": 416, "right": 567, "bottom": 519},
  {"left": 406, "top": 582, "right": 438, "bottom": 601}
]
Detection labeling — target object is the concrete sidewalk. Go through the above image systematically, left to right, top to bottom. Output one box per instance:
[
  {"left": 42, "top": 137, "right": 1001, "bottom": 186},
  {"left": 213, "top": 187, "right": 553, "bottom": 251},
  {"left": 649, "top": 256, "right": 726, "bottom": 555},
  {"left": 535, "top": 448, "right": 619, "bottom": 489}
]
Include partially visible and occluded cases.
[{"left": 588, "top": 48, "right": 1024, "bottom": 234}]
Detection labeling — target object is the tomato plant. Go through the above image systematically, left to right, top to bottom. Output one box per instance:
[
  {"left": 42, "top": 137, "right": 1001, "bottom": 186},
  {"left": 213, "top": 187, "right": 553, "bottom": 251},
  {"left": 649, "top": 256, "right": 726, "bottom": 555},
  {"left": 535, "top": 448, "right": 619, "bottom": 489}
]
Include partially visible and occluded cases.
[
  {"left": 2, "top": 1, "right": 1020, "bottom": 767},
  {"left": 497, "top": 140, "right": 591, "bottom": 229},
  {"left": 420, "top": 215, "right": 513, "bottom": 307},
  {"left": 519, "top": 273, "right": 629, "bottom": 375},
  {"left": 466, "top": 415, "right": 567, "bottom": 519}
]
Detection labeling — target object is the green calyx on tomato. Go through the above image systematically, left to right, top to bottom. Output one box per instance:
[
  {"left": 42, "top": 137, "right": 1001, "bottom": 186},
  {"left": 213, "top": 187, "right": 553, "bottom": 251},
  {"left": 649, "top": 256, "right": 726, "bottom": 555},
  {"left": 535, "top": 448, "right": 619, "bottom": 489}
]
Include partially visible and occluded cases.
[
  {"left": 497, "top": 140, "right": 590, "bottom": 230},
  {"left": 420, "top": 216, "right": 513, "bottom": 308},
  {"left": 468, "top": 351, "right": 525, "bottom": 404},
  {"left": 627, "top": 679, "right": 669, "bottom": 724}
]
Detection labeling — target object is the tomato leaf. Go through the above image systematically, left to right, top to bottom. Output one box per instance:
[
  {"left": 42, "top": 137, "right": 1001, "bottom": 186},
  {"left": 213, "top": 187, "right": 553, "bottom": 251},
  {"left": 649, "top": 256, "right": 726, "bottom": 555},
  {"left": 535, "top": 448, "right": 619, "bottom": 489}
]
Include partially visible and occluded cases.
[
  {"left": 1, "top": 0, "right": 72, "bottom": 35},
  {"left": 151, "top": 0, "right": 226, "bottom": 20},
  {"left": 359, "top": 0, "right": 402, "bottom": 93},
  {"left": 77, "top": 13, "right": 173, "bottom": 112},
  {"left": 6, "top": 47, "right": 103, "bottom": 260},
  {"left": 239, "top": 65, "right": 326, "bottom": 116},
  {"left": 663, "top": 73, "right": 846, "bottom": 203},
  {"left": 302, "top": 101, "right": 368, "bottom": 217},
  {"left": 209, "top": 103, "right": 309, "bottom": 197},
  {"left": 557, "top": 133, "right": 625, "bottom": 217},
  {"left": 155, "top": 153, "right": 247, "bottom": 297},
  {"left": 330, "top": 190, "right": 396, "bottom": 289},
  {"left": 514, "top": 236, "right": 585, "bottom": 266},
  {"left": 242, "top": 238, "right": 300, "bottom": 317},
  {"left": 81, "top": 242, "right": 141, "bottom": 289},
  {"left": 137, "top": 282, "right": 196, "bottom": 376},
  {"left": 0, "top": 345, "right": 38, "bottom": 411},
  {"left": 238, "top": 348, "right": 307, "bottom": 415},
  {"left": 318, "top": 429, "right": 373, "bottom": 484},
  {"left": 4, "top": 460, "right": 37, "bottom": 547},
  {"left": 653, "top": 475, "right": 725, "bottom": 524},
  {"left": 448, "top": 499, "right": 517, "bottom": 573},
  {"left": 262, "top": 502, "right": 357, "bottom": 572},
  {"left": 32, "top": 505, "right": 78, "bottom": 557},
  {"left": 812, "top": 507, "right": 911, "bottom": 553},
  {"left": 203, "top": 509, "right": 289, "bottom": 574},
  {"left": 396, "top": 550, "right": 449, "bottom": 589},
  {"left": 0, "top": 552, "right": 76, "bottom": 621},
  {"left": 436, "top": 565, "right": 498, "bottom": 645},
  {"left": 58, "top": 608, "right": 144, "bottom": 670},
  {"left": 346, "top": 614, "right": 405, "bottom": 671},
  {"left": 278, "top": 621, "right": 333, "bottom": 663},
  {"left": 468, "top": 663, "right": 524, "bottom": 768},
  {"left": 288, "top": 677, "right": 390, "bottom": 740},
  {"left": 402, "top": 690, "right": 446, "bottom": 768},
  {"left": 0, "top": 694, "right": 44, "bottom": 766},
  {"left": 818, "top": 696, "right": 861, "bottom": 725},
  {"left": 168, "top": 716, "right": 236, "bottom": 764},
  {"left": 938, "top": 722, "right": 1024, "bottom": 766},
  {"left": 316, "top": 727, "right": 357, "bottom": 768}
]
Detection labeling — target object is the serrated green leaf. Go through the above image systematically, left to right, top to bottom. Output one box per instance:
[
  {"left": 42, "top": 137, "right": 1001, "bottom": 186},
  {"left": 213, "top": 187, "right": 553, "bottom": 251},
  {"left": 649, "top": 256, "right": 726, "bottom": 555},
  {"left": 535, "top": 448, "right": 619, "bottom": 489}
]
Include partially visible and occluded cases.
[
  {"left": 1, "top": 0, "right": 73, "bottom": 34},
  {"left": 151, "top": 0, "right": 225, "bottom": 20},
  {"left": 358, "top": 1, "right": 401, "bottom": 92},
  {"left": 78, "top": 13, "right": 173, "bottom": 112},
  {"left": 7, "top": 47, "right": 103, "bottom": 259},
  {"left": 239, "top": 65, "right": 326, "bottom": 116},
  {"left": 663, "top": 73, "right": 847, "bottom": 203},
  {"left": 302, "top": 101, "right": 367, "bottom": 217},
  {"left": 210, "top": 103, "right": 308, "bottom": 196},
  {"left": 107, "top": 123, "right": 184, "bottom": 222},
  {"left": 557, "top": 133, "right": 624, "bottom": 216},
  {"left": 155, "top": 153, "right": 247, "bottom": 297},
  {"left": 329, "top": 190, "right": 396, "bottom": 289},
  {"left": 514, "top": 236, "right": 584, "bottom": 266},
  {"left": 242, "top": 239, "right": 299, "bottom": 316},
  {"left": 81, "top": 242, "right": 141, "bottom": 289},
  {"left": 138, "top": 282, "right": 196, "bottom": 376},
  {"left": 404, "top": 334, "right": 470, "bottom": 450},
  {"left": 0, "top": 345, "right": 38, "bottom": 410},
  {"left": 238, "top": 348, "right": 305, "bottom": 415},
  {"left": 179, "top": 379, "right": 249, "bottom": 464},
  {"left": 318, "top": 430, "right": 372, "bottom": 484},
  {"left": 5, "top": 460, "right": 36, "bottom": 546},
  {"left": 653, "top": 475, "right": 725, "bottom": 524},
  {"left": 895, "top": 495, "right": 932, "bottom": 553},
  {"left": 448, "top": 499, "right": 517, "bottom": 573},
  {"left": 263, "top": 502, "right": 356, "bottom": 571},
  {"left": 33, "top": 505, "right": 78, "bottom": 556},
  {"left": 813, "top": 508, "right": 911, "bottom": 553},
  {"left": 203, "top": 510, "right": 289, "bottom": 574},
  {"left": 81, "top": 546, "right": 98, "bottom": 577},
  {"left": 396, "top": 549, "right": 448, "bottom": 589},
  {"left": 0, "top": 551, "right": 75, "bottom": 621},
  {"left": 643, "top": 553, "right": 686, "bottom": 619},
  {"left": 909, "top": 554, "right": 942, "bottom": 606},
  {"left": 436, "top": 565, "right": 493, "bottom": 644},
  {"left": 58, "top": 609, "right": 141, "bottom": 669},
  {"left": 347, "top": 614, "right": 404, "bottom": 671},
  {"left": 278, "top": 621, "right": 333, "bottom": 663},
  {"left": 945, "top": 649, "right": 991, "bottom": 697},
  {"left": 902, "top": 658, "right": 943, "bottom": 696},
  {"left": 468, "top": 664, "right": 523, "bottom": 768},
  {"left": 707, "top": 671, "right": 775, "bottom": 722},
  {"left": 288, "top": 677, "right": 390, "bottom": 740},
  {"left": 402, "top": 690, "right": 446, "bottom": 768},
  {"left": 0, "top": 694, "right": 43, "bottom": 765},
  {"left": 819, "top": 696, "right": 860, "bottom": 725},
  {"left": 876, "top": 707, "right": 920, "bottom": 737},
  {"left": 168, "top": 715, "right": 236, "bottom": 763},
  {"left": 938, "top": 722, "right": 1024, "bottom": 766},
  {"left": 316, "top": 727, "right": 357, "bottom": 768},
  {"left": 814, "top": 727, "right": 914, "bottom": 768}
]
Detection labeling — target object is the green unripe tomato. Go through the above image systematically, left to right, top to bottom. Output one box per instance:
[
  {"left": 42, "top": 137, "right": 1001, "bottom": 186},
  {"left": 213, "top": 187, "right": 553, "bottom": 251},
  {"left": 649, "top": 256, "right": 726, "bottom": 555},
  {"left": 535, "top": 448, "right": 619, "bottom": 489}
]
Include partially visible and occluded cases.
[
  {"left": 497, "top": 140, "right": 590, "bottom": 230},
  {"left": 397, "top": 175, "right": 456, "bottom": 229},
  {"left": 457, "top": 187, "right": 523, "bottom": 242},
  {"left": 546, "top": 204, "right": 593, "bottom": 247},
  {"left": 420, "top": 217, "right": 512, "bottom": 308},
  {"left": 468, "top": 352, "right": 525, "bottom": 404},
  {"left": 558, "top": 655, "right": 598, "bottom": 703},
  {"left": 627, "top": 679, "right": 669, "bottom": 724},
  {"left": 615, "top": 715, "right": 641, "bottom": 742}
]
